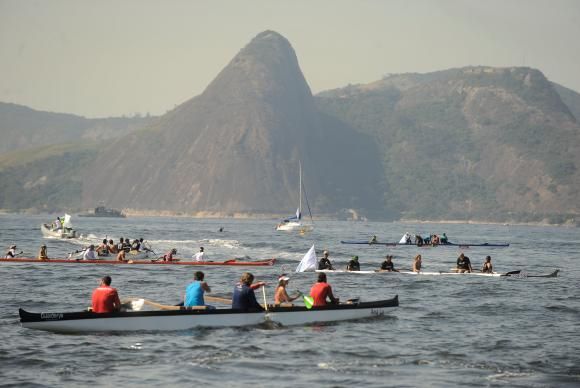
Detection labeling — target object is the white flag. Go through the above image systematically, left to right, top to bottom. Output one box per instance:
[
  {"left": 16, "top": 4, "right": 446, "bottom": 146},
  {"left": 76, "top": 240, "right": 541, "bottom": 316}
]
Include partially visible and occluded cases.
[
  {"left": 63, "top": 213, "right": 72, "bottom": 228},
  {"left": 296, "top": 244, "right": 317, "bottom": 272}
]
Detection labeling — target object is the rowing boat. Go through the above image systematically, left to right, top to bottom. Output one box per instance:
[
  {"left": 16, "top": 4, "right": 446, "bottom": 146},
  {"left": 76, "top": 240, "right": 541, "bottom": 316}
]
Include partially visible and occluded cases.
[
  {"left": 40, "top": 223, "right": 77, "bottom": 239},
  {"left": 340, "top": 240, "right": 509, "bottom": 247},
  {"left": 0, "top": 258, "right": 276, "bottom": 266},
  {"left": 315, "top": 269, "right": 559, "bottom": 277},
  {"left": 19, "top": 296, "right": 399, "bottom": 333}
]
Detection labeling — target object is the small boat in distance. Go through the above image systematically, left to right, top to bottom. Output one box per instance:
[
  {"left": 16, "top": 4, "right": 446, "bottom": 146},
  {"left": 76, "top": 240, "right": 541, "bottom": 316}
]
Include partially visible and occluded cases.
[
  {"left": 276, "top": 161, "right": 314, "bottom": 233},
  {"left": 78, "top": 205, "right": 125, "bottom": 218},
  {"left": 40, "top": 214, "right": 77, "bottom": 239}
]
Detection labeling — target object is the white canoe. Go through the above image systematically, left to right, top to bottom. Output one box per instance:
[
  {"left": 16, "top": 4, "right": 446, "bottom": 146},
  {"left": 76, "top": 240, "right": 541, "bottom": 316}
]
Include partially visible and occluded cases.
[
  {"left": 40, "top": 223, "right": 77, "bottom": 239},
  {"left": 315, "top": 269, "right": 559, "bottom": 278},
  {"left": 19, "top": 296, "right": 399, "bottom": 333}
]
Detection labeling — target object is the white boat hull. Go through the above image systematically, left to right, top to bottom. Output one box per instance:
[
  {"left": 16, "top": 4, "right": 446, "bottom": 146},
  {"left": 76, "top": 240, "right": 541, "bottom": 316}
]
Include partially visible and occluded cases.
[
  {"left": 276, "top": 222, "right": 313, "bottom": 232},
  {"left": 40, "top": 224, "right": 77, "bottom": 239}
]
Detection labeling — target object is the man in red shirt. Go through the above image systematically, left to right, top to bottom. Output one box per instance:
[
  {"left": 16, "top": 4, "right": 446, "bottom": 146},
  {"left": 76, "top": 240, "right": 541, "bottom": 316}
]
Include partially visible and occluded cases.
[
  {"left": 309, "top": 273, "right": 339, "bottom": 307},
  {"left": 91, "top": 276, "right": 121, "bottom": 313}
]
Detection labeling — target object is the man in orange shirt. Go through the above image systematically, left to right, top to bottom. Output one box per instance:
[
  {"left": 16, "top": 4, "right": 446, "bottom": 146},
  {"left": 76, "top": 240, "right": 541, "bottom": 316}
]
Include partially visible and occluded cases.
[
  {"left": 309, "top": 273, "right": 339, "bottom": 307},
  {"left": 91, "top": 276, "right": 121, "bottom": 313}
]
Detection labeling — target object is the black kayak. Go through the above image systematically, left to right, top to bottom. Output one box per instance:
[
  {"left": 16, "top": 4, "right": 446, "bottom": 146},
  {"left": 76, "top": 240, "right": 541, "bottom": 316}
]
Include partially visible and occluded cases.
[{"left": 340, "top": 240, "right": 510, "bottom": 247}]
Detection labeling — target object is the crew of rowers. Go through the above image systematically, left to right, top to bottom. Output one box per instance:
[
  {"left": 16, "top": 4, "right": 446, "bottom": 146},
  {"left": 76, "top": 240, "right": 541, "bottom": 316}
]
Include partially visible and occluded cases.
[
  {"left": 400, "top": 232, "right": 449, "bottom": 246},
  {"left": 316, "top": 250, "right": 494, "bottom": 273},
  {"left": 91, "top": 271, "right": 339, "bottom": 313}
]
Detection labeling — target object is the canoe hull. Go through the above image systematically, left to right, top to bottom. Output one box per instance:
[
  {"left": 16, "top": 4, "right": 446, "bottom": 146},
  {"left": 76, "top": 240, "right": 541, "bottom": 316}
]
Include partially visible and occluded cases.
[
  {"left": 340, "top": 240, "right": 509, "bottom": 247},
  {"left": 0, "top": 258, "right": 276, "bottom": 266},
  {"left": 315, "top": 269, "right": 559, "bottom": 277},
  {"left": 19, "top": 296, "right": 398, "bottom": 333}
]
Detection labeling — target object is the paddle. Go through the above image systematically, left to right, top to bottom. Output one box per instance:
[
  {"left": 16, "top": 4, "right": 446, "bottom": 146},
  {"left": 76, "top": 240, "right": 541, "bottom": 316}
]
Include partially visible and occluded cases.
[
  {"left": 205, "top": 295, "right": 232, "bottom": 304},
  {"left": 122, "top": 297, "right": 207, "bottom": 311}
]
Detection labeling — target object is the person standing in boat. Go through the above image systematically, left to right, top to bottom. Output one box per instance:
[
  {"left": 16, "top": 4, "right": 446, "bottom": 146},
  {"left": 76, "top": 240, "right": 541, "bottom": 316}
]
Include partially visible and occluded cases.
[
  {"left": 38, "top": 244, "right": 48, "bottom": 261},
  {"left": 193, "top": 247, "right": 209, "bottom": 262},
  {"left": 317, "top": 250, "right": 334, "bottom": 270},
  {"left": 456, "top": 253, "right": 473, "bottom": 273},
  {"left": 412, "top": 254, "right": 422, "bottom": 272},
  {"left": 380, "top": 255, "right": 398, "bottom": 272},
  {"left": 346, "top": 256, "right": 361, "bottom": 271},
  {"left": 481, "top": 256, "right": 493, "bottom": 273},
  {"left": 184, "top": 271, "right": 212, "bottom": 308},
  {"left": 232, "top": 272, "right": 265, "bottom": 311},
  {"left": 310, "top": 273, "right": 339, "bottom": 306},
  {"left": 274, "top": 274, "right": 300, "bottom": 305},
  {"left": 91, "top": 275, "right": 121, "bottom": 313}
]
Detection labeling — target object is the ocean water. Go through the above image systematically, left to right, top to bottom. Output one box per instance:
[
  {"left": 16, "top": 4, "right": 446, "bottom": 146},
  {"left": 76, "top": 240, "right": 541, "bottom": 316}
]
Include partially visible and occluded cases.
[{"left": 0, "top": 214, "right": 579, "bottom": 387}]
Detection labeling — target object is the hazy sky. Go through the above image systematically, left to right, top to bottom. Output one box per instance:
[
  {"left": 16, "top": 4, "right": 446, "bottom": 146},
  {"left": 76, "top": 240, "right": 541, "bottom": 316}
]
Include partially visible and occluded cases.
[{"left": 1, "top": 0, "right": 579, "bottom": 117}]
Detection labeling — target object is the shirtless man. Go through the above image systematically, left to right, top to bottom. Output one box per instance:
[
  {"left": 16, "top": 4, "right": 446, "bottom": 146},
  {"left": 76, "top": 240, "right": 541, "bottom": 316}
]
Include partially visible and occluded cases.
[
  {"left": 412, "top": 254, "right": 422, "bottom": 272},
  {"left": 481, "top": 256, "right": 493, "bottom": 273}
]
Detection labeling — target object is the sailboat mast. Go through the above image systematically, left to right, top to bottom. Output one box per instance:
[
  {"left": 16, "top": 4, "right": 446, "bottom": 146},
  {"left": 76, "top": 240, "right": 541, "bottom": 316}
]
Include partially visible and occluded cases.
[{"left": 299, "top": 160, "right": 302, "bottom": 216}]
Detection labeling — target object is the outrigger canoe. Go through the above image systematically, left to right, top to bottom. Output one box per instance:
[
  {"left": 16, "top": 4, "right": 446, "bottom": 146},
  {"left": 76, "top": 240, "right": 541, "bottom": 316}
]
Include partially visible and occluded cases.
[
  {"left": 340, "top": 240, "right": 509, "bottom": 247},
  {"left": 0, "top": 258, "right": 276, "bottom": 266},
  {"left": 315, "top": 269, "right": 559, "bottom": 278},
  {"left": 19, "top": 296, "right": 399, "bottom": 333}
]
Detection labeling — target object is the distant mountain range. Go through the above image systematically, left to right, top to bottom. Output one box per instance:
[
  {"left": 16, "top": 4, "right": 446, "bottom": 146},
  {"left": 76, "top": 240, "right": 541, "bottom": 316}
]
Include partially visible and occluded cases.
[{"left": 1, "top": 31, "right": 579, "bottom": 225}]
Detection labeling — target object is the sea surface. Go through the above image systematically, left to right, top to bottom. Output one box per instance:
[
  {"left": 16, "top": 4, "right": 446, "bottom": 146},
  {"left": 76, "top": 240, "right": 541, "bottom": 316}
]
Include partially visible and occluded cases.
[{"left": 0, "top": 214, "right": 579, "bottom": 387}]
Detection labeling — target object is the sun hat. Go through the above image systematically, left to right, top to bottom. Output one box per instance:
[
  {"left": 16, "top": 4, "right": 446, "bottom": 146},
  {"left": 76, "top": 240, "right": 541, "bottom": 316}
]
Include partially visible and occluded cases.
[{"left": 278, "top": 274, "right": 290, "bottom": 281}]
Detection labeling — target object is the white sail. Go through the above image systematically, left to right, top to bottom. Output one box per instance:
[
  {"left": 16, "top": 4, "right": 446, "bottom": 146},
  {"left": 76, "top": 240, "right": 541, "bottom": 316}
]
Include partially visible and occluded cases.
[{"left": 296, "top": 244, "right": 317, "bottom": 272}]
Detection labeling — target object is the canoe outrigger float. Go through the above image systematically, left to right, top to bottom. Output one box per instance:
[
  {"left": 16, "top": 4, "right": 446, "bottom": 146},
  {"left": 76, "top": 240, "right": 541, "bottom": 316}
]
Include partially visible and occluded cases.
[
  {"left": 340, "top": 240, "right": 510, "bottom": 247},
  {"left": 0, "top": 258, "right": 276, "bottom": 266},
  {"left": 315, "top": 269, "right": 559, "bottom": 278},
  {"left": 19, "top": 296, "right": 399, "bottom": 333}
]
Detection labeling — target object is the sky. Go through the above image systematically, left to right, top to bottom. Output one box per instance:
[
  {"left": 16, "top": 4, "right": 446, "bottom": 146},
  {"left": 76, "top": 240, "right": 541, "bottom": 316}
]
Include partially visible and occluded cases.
[{"left": 1, "top": 0, "right": 579, "bottom": 118}]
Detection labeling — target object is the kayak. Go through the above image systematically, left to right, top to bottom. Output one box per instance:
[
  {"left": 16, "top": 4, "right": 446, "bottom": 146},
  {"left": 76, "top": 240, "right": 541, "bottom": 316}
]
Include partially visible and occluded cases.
[
  {"left": 340, "top": 240, "right": 509, "bottom": 247},
  {"left": 0, "top": 258, "right": 276, "bottom": 266},
  {"left": 316, "top": 269, "right": 559, "bottom": 278},
  {"left": 19, "top": 296, "right": 399, "bottom": 333}
]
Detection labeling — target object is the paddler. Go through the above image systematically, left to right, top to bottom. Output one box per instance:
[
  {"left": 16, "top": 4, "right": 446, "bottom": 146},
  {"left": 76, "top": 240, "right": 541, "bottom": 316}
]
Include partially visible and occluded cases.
[
  {"left": 440, "top": 233, "right": 449, "bottom": 244},
  {"left": 369, "top": 235, "right": 378, "bottom": 244},
  {"left": 96, "top": 239, "right": 109, "bottom": 256},
  {"left": 38, "top": 244, "right": 48, "bottom": 260},
  {"left": 5, "top": 245, "right": 20, "bottom": 258},
  {"left": 83, "top": 245, "right": 97, "bottom": 260},
  {"left": 193, "top": 247, "right": 208, "bottom": 262},
  {"left": 162, "top": 248, "right": 177, "bottom": 262},
  {"left": 317, "top": 250, "right": 334, "bottom": 270},
  {"left": 456, "top": 253, "right": 473, "bottom": 273},
  {"left": 412, "top": 254, "right": 422, "bottom": 272},
  {"left": 346, "top": 255, "right": 360, "bottom": 271},
  {"left": 379, "top": 255, "right": 398, "bottom": 272},
  {"left": 481, "top": 256, "right": 493, "bottom": 273},
  {"left": 184, "top": 271, "right": 212, "bottom": 308},
  {"left": 232, "top": 272, "right": 265, "bottom": 311},
  {"left": 310, "top": 273, "right": 339, "bottom": 306},
  {"left": 274, "top": 274, "right": 300, "bottom": 305},
  {"left": 91, "top": 275, "right": 121, "bottom": 313}
]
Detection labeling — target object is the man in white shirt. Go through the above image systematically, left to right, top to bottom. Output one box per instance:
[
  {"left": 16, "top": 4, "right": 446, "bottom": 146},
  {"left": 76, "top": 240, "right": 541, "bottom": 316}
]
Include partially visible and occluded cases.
[
  {"left": 83, "top": 245, "right": 97, "bottom": 260},
  {"left": 193, "top": 247, "right": 208, "bottom": 262}
]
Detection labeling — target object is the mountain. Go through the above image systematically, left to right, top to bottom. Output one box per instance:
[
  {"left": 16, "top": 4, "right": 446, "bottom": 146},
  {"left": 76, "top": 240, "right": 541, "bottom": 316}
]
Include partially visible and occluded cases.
[
  {"left": 83, "top": 31, "right": 386, "bottom": 217},
  {"left": 316, "top": 66, "right": 580, "bottom": 224},
  {"left": 0, "top": 102, "right": 156, "bottom": 153}
]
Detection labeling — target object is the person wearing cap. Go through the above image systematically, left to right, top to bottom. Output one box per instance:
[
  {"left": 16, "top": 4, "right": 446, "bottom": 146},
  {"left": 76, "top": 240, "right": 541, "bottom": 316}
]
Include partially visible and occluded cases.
[
  {"left": 38, "top": 244, "right": 49, "bottom": 261},
  {"left": 5, "top": 245, "right": 20, "bottom": 258},
  {"left": 83, "top": 245, "right": 97, "bottom": 260},
  {"left": 193, "top": 247, "right": 209, "bottom": 262},
  {"left": 317, "top": 250, "right": 334, "bottom": 270},
  {"left": 379, "top": 255, "right": 398, "bottom": 272},
  {"left": 346, "top": 256, "right": 360, "bottom": 271},
  {"left": 481, "top": 256, "right": 493, "bottom": 273},
  {"left": 184, "top": 271, "right": 212, "bottom": 308},
  {"left": 232, "top": 272, "right": 265, "bottom": 311},
  {"left": 310, "top": 273, "right": 339, "bottom": 307},
  {"left": 274, "top": 274, "right": 300, "bottom": 305},
  {"left": 91, "top": 276, "right": 121, "bottom": 313}
]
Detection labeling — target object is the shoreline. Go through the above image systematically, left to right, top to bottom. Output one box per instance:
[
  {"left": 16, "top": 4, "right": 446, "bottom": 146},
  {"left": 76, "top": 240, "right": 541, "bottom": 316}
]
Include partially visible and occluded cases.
[{"left": 1, "top": 209, "right": 577, "bottom": 227}]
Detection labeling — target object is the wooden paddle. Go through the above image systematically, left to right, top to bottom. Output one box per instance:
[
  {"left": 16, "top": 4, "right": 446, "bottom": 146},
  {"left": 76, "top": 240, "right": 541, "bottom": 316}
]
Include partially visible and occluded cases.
[{"left": 122, "top": 297, "right": 207, "bottom": 311}]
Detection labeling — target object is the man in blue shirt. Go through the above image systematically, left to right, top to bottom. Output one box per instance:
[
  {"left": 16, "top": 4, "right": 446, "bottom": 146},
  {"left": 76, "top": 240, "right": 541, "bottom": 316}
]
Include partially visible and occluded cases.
[
  {"left": 184, "top": 271, "right": 212, "bottom": 307},
  {"left": 232, "top": 272, "right": 265, "bottom": 311}
]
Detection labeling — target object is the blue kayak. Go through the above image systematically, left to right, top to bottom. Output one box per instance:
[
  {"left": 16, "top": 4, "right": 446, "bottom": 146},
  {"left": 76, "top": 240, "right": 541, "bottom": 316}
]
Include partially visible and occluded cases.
[{"left": 340, "top": 240, "right": 510, "bottom": 247}]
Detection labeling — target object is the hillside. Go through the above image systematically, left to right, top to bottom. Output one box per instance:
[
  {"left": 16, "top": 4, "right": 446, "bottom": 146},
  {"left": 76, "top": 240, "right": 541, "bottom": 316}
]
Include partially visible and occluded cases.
[
  {"left": 83, "top": 31, "right": 386, "bottom": 218},
  {"left": 316, "top": 66, "right": 580, "bottom": 224},
  {"left": 0, "top": 102, "right": 156, "bottom": 153},
  {"left": 0, "top": 143, "right": 98, "bottom": 212}
]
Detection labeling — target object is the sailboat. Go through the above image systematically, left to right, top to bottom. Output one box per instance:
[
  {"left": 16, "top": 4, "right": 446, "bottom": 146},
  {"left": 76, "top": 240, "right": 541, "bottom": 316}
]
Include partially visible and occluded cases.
[{"left": 276, "top": 161, "right": 314, "bottom": 232}]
